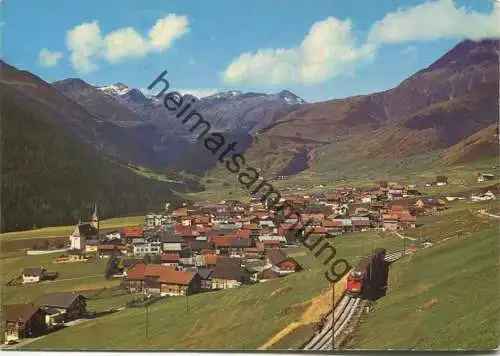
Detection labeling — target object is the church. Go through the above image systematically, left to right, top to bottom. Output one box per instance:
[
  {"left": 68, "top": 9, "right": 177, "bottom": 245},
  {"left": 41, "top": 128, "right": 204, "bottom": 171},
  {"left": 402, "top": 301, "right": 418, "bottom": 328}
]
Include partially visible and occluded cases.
[{"left": 69, "top": 204, "right": 99, "bottom": 251}]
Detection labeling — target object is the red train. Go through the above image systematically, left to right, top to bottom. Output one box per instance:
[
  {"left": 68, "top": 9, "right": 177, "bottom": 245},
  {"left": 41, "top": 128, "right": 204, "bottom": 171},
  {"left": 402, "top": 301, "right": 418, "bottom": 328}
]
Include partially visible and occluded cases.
[{"left": 346, "top": 248, "right": 388, "bottom": 300}]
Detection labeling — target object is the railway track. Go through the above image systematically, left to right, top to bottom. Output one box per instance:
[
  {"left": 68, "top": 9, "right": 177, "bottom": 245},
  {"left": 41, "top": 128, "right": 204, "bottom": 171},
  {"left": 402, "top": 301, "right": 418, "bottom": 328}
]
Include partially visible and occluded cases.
[
  {"left": 303, "top": 249, "right": 411, "bottom": 351},
  {"left": 303, "top": 294, "right": 363, "bottom": 350}
]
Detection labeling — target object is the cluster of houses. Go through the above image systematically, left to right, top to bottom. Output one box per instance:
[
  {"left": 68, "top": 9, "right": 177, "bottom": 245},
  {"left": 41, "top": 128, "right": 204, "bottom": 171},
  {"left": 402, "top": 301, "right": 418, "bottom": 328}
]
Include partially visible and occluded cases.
[
  {"left": 55, "top": 183, "right": 440, "bottom": 299},
  {"left": 3, "top": 292, "right": 88, "bottom": 344}
]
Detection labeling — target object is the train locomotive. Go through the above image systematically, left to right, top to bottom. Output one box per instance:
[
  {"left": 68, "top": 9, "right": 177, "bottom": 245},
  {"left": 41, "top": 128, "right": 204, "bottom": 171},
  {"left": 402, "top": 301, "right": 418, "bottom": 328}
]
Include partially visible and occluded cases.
[{"left": 346, "top": 248, "right": 389, "bottom": 301}]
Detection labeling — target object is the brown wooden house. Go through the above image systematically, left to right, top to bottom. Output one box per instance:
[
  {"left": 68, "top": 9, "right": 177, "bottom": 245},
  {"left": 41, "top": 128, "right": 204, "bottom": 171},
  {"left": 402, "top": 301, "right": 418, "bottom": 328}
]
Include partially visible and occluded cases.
[
  {"left": 265, "top": 249, "right": 302, "bottom": 275},
  {"left": 158, "top": 270, "right": 201, "bottom": 296},
  {"left": 3, "top": 304, "right": 47, "bottom": 342}
]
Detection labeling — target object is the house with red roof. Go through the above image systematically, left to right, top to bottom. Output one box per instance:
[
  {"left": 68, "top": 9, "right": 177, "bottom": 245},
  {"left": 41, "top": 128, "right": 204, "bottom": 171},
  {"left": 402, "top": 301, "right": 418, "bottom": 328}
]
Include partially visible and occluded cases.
[
  {"left": 123, "top": 226, "right": 143, "bottom": 244},
  {"left": 160, "top": 253, "right": 180, "bottom": 266},
  {"left": 125, "top": 263, "right": 200, "bottom": 296}
]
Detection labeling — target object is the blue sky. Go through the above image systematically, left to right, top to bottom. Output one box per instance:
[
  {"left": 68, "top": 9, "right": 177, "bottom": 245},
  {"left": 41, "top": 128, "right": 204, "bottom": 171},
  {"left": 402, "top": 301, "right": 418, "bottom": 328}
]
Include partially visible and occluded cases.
[{"left": 1, "top": 0, "right": 498, "bottom": 102}]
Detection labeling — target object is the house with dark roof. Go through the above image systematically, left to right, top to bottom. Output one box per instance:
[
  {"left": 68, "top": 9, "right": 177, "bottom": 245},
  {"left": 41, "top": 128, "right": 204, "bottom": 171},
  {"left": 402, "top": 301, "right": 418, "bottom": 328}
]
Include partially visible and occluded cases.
[
  {"left": 161, "top": 232, "right": 183, "bottom": 252},
  {"left": 229, "top": 238, "right": 251, "bottom": 258},
  {"left": 189, "top": 240, "right": 214, "bottom": 252},
  {"left": 265, "top": 249, "right": 302, "bottom": 275},
  {"left": 211, "top": 257, "right": 249, "bottom": 290},
  {"left": 21, "top": 267, "right": 46, "bottom": 284},
  {"left": 197, "top": 267, "right": 214, "bottom": 290},
  {"left": 36, "top": 292, "right": 87, "bottom": 321},
  {"left": 3, "top": 304, "right": 47, "bottom": 342}
]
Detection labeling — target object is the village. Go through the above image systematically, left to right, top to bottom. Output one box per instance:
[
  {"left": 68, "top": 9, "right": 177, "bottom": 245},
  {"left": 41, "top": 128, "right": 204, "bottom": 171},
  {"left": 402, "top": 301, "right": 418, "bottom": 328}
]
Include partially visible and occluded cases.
[{"left": 2, "top": 174, "right": 498, "bottom": 346}]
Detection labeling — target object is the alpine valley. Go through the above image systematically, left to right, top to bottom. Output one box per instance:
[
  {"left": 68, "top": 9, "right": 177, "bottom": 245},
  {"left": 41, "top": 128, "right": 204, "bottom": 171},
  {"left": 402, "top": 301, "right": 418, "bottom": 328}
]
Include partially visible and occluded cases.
[{"left": 1, "top": 38, "right": 498, "bottom": 231}]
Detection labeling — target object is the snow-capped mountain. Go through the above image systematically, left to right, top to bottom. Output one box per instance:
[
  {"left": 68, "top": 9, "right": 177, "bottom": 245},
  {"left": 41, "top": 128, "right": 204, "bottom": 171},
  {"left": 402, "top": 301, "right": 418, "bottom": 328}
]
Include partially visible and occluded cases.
[{"left": 94, "top": 82, "right": 306, "bottom": 133}]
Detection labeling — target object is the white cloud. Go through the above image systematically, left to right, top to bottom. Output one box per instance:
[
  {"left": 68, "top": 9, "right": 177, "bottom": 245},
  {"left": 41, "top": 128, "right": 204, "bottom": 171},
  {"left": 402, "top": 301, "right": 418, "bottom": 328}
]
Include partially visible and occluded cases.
[
  {"left": 368, "top": 0, "right": 500, "bottom": 44},
  {"left": 222, "top": 1, "right": 499, "bottom": 86},
  {"left": 65, "top": 14, "right": 189, "bottom": 74},
  {"left": 148, "top": 14, "right": 190, "bottom": 51},
  {"left": 222, "top": 17, "right": 376, "bottom": 85},
  {"left": 66, "top": 21, "right": 103, "bottom": 74},
  {"left": 104, "top": 27, "right": 149, "bottom": 63},
  {"left": 38, "top": 48, "right": 63, "bottom": 67}
]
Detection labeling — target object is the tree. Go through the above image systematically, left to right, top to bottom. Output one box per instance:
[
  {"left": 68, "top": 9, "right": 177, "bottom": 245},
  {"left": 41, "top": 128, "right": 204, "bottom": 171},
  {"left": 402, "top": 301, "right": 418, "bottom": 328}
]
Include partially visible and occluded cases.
[{"left": 105, "top": 249, "right": 120, "bottom": 279}]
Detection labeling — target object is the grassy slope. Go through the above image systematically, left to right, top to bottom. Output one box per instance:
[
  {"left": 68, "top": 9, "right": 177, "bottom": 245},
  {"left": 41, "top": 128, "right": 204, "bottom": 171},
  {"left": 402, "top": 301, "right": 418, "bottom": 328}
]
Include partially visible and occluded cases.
[
  {"left": 198, "top": 143, "right": 498, "bottom": 202},
  {"left": 7, "top": 201, "right": 497, "bottom": 350},
  {"left": 350, "top": 226, "right": 499, "bottom": 350},
  {"left": 22, "top": 231, "right": 406, "bottom": 350},
  {"left": 1, "top": 251, "right": 119, "bottom": 302}
]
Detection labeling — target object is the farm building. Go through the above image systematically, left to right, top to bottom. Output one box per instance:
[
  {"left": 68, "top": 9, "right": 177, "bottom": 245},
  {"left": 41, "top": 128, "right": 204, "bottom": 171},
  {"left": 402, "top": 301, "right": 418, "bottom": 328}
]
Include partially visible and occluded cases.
[
  {"left": 36, "top": 292, "right": 87, "bottom": 322},
  {"left": 3, "top": 304, "right": 47, "bottom": 342}
]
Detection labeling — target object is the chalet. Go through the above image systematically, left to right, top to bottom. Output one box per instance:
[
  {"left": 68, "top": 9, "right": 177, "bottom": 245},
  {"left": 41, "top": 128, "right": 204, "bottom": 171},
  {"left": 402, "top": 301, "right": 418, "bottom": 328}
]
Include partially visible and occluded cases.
[
  {"left": 382, "top": 214, "right": 399, "bottom": 231},
  {"left": 398, "top": 214, "right": 417, "bottom": 229},
  {"left": 351, "top": 218, "right": 371, "bottom": 232},
  {"left": 322, "top": 220, "right": 343, "bottom": 236},
  {"left": 123, "top": 226, "right": 143, "bottom": 244},
  {"left": 161, "top": 233, "right": 183, "bottom": 252},
  {"left": 212, "top": 237, "right": 231, "bottom": 255},
  {"left": 97, "top": 244, "right": 125, "bottom": 258},
  {"left": 265, "top": 249, "right": 302, "bottom": 275},
  {"left": 160, "top": 253, "right": 180, "bottom": 266},
  {"left": 211, "top": 257, "right": 249, "bottom": 290},
  {"left": 126, "top": 263, "right": 147, "bottom": 292},
  {"left": 143, "top": 265, "right": 177, "bottom": 295},
  {"left": 21, "top": 267, "right": 46, "bottom": 284},
  {"left": 197, "top": 267, "right": 214, "bottom": 290},
  {"left": 158, "top": 270, "right": 201, "bottom": 296},
  {"left": 37, "top": 292, "right": 87, "bottom": 321},
  {"left": 3, "top": 304, "right": 47, "bottom": 343}
]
